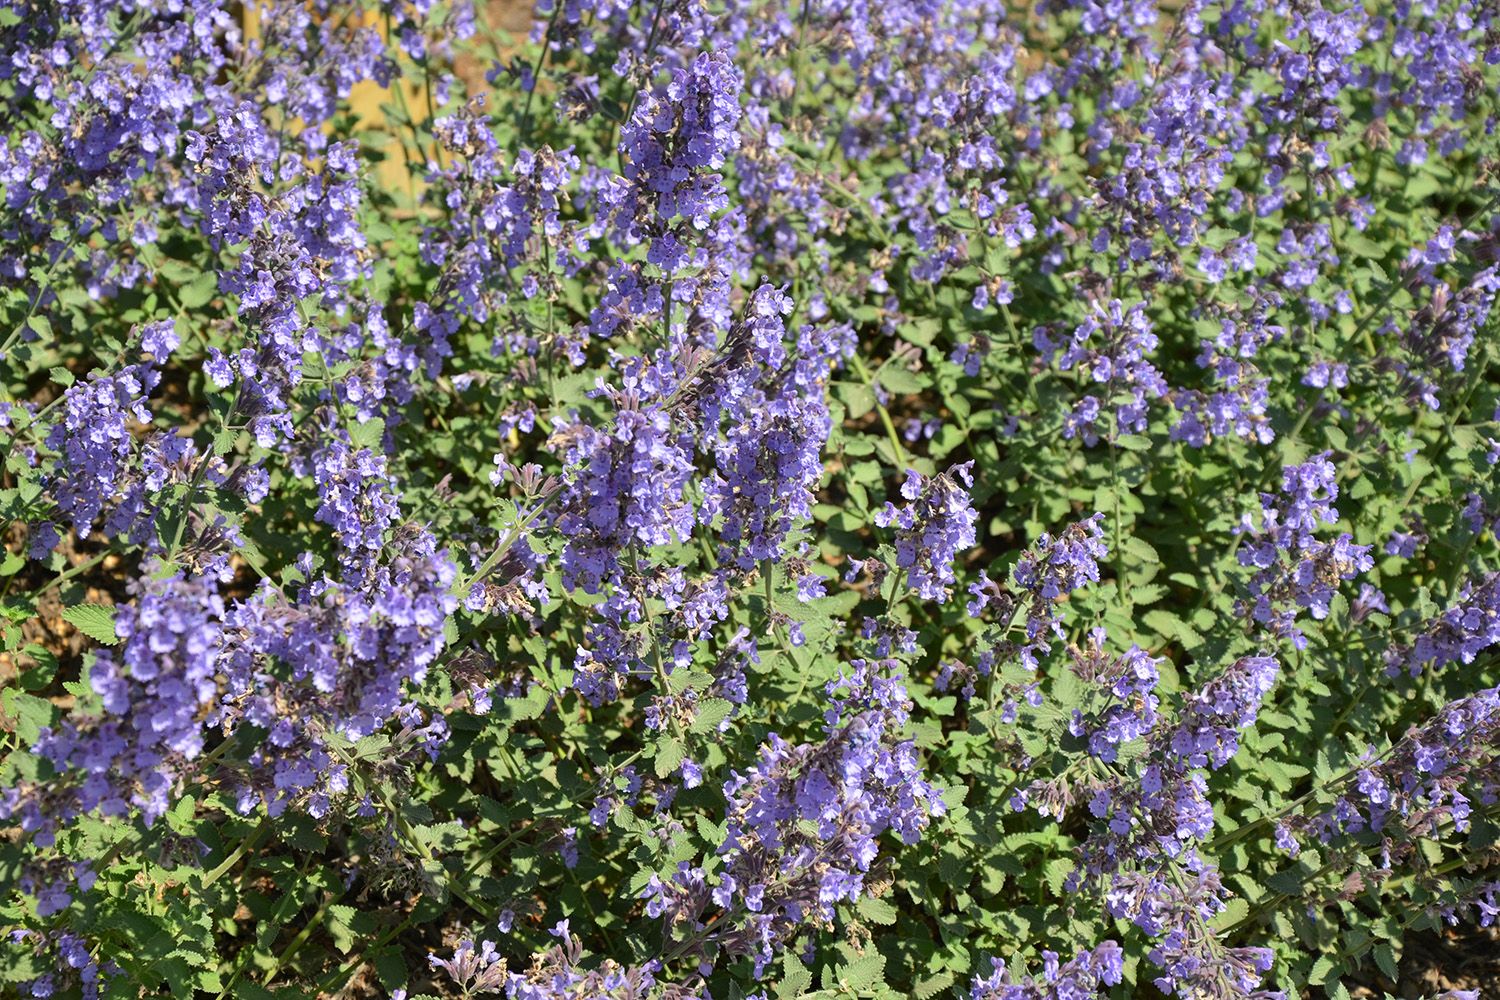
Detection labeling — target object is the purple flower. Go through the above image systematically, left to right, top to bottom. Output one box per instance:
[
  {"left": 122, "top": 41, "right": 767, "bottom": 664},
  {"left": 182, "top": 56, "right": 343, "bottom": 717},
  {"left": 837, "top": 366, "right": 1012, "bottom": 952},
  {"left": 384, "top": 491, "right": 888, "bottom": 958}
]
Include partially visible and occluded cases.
[{"left": 872, "top": 463, "right": 979, "bottom": 602}]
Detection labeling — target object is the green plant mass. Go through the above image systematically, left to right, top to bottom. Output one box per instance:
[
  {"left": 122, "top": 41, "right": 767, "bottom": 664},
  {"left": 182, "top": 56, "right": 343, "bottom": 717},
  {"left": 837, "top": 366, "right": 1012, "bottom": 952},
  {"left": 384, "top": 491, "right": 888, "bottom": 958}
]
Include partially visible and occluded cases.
[{"left": 0, "top": 1, "right": 1499, "bottom": 999}]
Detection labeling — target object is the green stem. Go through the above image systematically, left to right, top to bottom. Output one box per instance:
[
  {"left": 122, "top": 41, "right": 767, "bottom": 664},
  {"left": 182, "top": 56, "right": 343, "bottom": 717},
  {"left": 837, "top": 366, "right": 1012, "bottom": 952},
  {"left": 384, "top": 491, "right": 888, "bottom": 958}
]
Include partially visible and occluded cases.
[
  {"left": 787, "top": 0, "right": 813, "bottom": 122},
  {"left": 516, "top": 1, "right": 562, "bottom": 151},
  {"left": 0, "top": 253, "right": 68, "bottom": 365},
  {"left": 849, "top": 353, "right": 909, "bottom": 469},
  {"left": 632, "top": 542, "right": 687, "bottom": 743},
  {"left": 13, "top": 545, "right": 117, "bottom": 602},
  {"left": 202, "top": 818, "right": 271, "bottom": 888},
  {"left": 260, "top": 892, "right": 337, "bottom": 990}
]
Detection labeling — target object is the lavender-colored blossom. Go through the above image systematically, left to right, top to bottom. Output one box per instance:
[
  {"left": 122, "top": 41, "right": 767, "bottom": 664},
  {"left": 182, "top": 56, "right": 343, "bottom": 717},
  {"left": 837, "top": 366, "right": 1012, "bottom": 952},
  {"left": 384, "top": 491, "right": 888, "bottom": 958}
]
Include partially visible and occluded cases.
[
  {"left": 1235, "top": 453, "right": 1373, "bottom": 649},
  {"left": 873, "top": 462, "right": 979, "bottom": 602},
  {"left": 1384, "top": 573, "right": 1500, "bottom": 678},
  {"left": 645, "top": 661, "right": 943, "bottom": 976}
]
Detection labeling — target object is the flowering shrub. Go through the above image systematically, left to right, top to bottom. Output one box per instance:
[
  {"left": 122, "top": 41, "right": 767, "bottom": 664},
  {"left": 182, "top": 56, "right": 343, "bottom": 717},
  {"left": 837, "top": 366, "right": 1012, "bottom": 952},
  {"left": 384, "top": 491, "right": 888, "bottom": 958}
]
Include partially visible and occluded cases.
[{"left": 2, "top": 0, "right": 1500, "bottom": 998}]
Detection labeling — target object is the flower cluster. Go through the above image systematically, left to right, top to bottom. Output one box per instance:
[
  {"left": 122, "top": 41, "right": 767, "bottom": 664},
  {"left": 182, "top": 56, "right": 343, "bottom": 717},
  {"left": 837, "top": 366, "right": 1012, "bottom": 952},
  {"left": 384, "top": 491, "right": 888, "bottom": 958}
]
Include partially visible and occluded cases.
[
  {"left": 6, "top": 0, "right": 1500, "bottom": 996},
  {"left": 1034, "top": 299, "right": 1167, "bottom": 445},
  {"left": 40, "top": 364, "right": 160, "bottom": 543},
  {"left": 1235, "top": 453, "right": 1374, "bottom": 649},
  {"left": 872, "top": 463, "right": 979, "bottom": 602},
  {"left": 1007, "top": 513, "right": 1109, "bottom": 668},
  {"left": 1383, "top": 573, "right": 1500, "bottom": 679},
  {"left": 1064, "top": 629, "right": 1164, "bottom": 763},
  {"left": 1012, "top": 652, "right": 1283, "bottom": 1000},
  {"left": 642, "top": 661, "right": 943, "bottom": 976},
  {"left": 1286, "top": 684, "right": 1499, "bottom": 854},
  {"left": 430, "top": 923, "right": 704, "bottom": 999},
  {"left": 969, "top": 943, "right": 1124, "bottom": 1000}
]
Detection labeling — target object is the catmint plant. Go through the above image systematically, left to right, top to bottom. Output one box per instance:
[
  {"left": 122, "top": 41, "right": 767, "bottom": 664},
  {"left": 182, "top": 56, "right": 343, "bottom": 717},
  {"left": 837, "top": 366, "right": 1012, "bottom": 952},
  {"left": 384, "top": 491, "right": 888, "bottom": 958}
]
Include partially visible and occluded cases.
[{"left": 2, "top": 0, "right": 1499, "bottom": 997}]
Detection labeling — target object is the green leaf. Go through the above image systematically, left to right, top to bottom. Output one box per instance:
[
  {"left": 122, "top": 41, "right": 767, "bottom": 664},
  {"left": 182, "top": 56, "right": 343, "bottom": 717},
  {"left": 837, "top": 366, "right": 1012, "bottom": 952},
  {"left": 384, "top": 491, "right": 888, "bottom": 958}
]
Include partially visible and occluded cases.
[
  {"left": 365, "top": 220, "right": 398, "bottom": 243},
  {"left": 1201, "top": 226, "right": 1241, "bottom": 248},
  {"left": 1342, "top": 232, "right": 1386, "bottom": 259},
  {"left": 178, "top": 270, "right": 220, "bottom": 309},
  {"left": 875, "top": 363, "right": 924, "bottom": 395},
  {"left": 49, "top": 366, "right": 74, "bottom": 388},
  {"left": 350, "top": 417, "right": 386, "bottom": 451},
  {"left": 1123, "top": 583, "right": 1167, "bottom": 607},
  {"left": 62, "top": 604, "right": 120, "bottom": 645},
  {"left": 1142, "top": 609, "right": 1202, "bottom": 649},
  {"left": 19, "top": 645, "right": 58, "bottom": 690},
  {"left": 2, "top": 690, "right": 56, "bottom": 743},
  {"left": 690, "top": 698, "right": 734, "bottom": 734},
  {"left": 654, "top": 737, "right": 688, "bottom": 779},
  {"left": 165, "top": 794, "right": 197, "bottom": 835},
  {"left": 1043, "top": 857, "right": 1073, "bottom": 895},
  {"left": 1265, "top": 863, "right": 1309, "bottom": 895},
  {"left": 856, "top": 895, "right": 898, "bottom": 924},
  {"left": 326, "top": 904, "right": 377, "bottom": 955},
  {"left": 1372, "top": 941, "right": 1398, "bottom": 981},
  {"left": 372, "top": 948, "right": 407, "bottom": 991},
  {"left": 836, "top": 952, "right": 886, "bottom": 991},
  {"left": 1307, "top": 954, "right": 1340, "bottom": 986},
  {"left": 776, "top": 955, "right": 813, "bottom": 999},
  {"left": 914, "top": 971, "right": 955, "bottom": 1000},
  {"left": 232, "top": 984, "right": 280, "bottom": 1000}
]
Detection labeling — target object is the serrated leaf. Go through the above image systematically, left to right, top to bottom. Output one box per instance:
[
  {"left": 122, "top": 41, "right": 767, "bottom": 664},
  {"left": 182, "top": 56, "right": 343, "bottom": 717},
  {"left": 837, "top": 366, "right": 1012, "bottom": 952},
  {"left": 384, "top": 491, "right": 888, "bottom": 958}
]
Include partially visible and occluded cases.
[
  {"left": 1201, "top": 225, "right": 1241, "bottom": 248},
  {"left": 1342, "top": 231, "right": 1385, "bottom": 259},
  {"left": 178, "top": 270, "right": 219, "bottom": 309},
  {"left": 875, "top": 363, "right": 924, "bottom": 395},
  {"left": 349, "top": 417, "right": 386, "bottom": 451},
  {"left": 1123, "top": 583, "right": 1167, "bottom": 607},
  {"left": 62, "top": 604, "right": 120, "bottom": 645},
  {"left": 1142, "top": 609, "right": 1201, "bottom": 649},
  {"left": 19, "top": 645, "right": 58, "bottom": 690},
  {"left": 3, "top": 690, "right": 56, "bottom": 743},
  {"left": 690, "top": 697, "right": 734, "bottom": 734},
  {"left": 654, "top": 737, "right": 687, "bottom": 779},
  {"left": 165, "top": 794, "right": 197, "bottom": 835},
  {"left": 1044, "top": 857, "right": 1073, "bottom": 895},
  {"left": 1265, "top": 865, "right": 1307, "bottom": 895},
  {"left": 856, "top": 895, "right": 898, "bottom": 924},
  {"left": 327, "top": 904, "right": 377, "bottom": 955},
  {"left": 1372, "top": 941, "right": 1397, "bottom": 981},
  {"left": 372, "top": 948, "right": 407, "bottom": 990},
  {"left": 836, "top": 952, "right": 886, "bottom": 991},
  {"left": 1307, "top": 954, "right": 1340, "bottom": 986},
  {"left": 776, "top": 955, "right": 812, "bottom": 999},
  {"left": 914, "top": 971, "right": 955, "bottom": 1000}
]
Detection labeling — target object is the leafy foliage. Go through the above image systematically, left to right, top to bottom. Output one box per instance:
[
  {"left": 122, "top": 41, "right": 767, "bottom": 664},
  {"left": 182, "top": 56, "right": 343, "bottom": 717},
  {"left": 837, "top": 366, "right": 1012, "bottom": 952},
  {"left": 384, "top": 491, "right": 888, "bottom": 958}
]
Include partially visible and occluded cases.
[{"left": 0, "top": 0, "right": 1499, "bottom": 999}]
